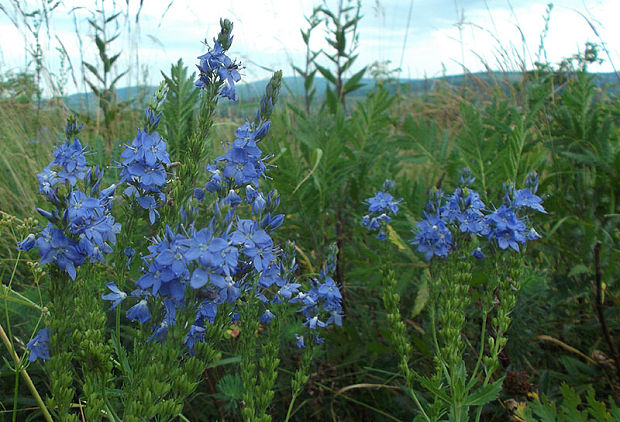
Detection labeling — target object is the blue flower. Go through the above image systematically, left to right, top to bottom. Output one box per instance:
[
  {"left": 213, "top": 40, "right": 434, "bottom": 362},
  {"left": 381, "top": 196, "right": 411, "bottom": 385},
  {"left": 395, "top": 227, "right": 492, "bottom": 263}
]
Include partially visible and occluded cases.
[
  {"left": 195, "top": 41, "right": 242, "bottom": 100},
  {"left": 214, "top": 122, "right": 268, "bottom": 188},
  {"left": 119, "top": 129, "right": 169, "bottom": 197},
  {"left": 49, "top": 139, "right": 89, "bottom": 186},
  {"left": 205, "top": 164, "right": 223, "bottom": 192},
  {"left": 36, "top": 166, "right": 60, "bottom": 202},
  {"left": 382, "top": 179, "right": 396, "bottom": 191},
  {"left": 362, "top": 187, "right": 402, "bottom": 240},
  {"left": 512, "top": 188, "right": 546, "bottom": 213},
  {"left": 439, "top": 189, "right": 462, "bottom": 223},
  {"left": 366, "top": 191, "right": 401, "bottom": 214},
  {"left": 137, "top": 195, "right": 160, "bottom": 224},
  {"left": 483, "top": 206, "right": 527, "bottom": 251},
  {"left": 456, "top": 208, "right": 486, "bottom": 235},
  {"left": 260, "top": 213, "right": 285, "bottom": 232},
  {"left": 411, "top": 215, "right": 452, "bottom": 261},
  {"left": 36, "top": 225, "right": 84, "bottom": 280},
  {"left": 243, "top": 230, "right": 274, "bottom": 272},
  {"left": 17, "top": 234, "right": 36, "bottom": 251},
  {"left": 207, "top": 237, "right": 239, "bottom": 276},
  {"left": 124, "top": 247, "right": 135, "bottom": 269},
  {"left": 471, "top": 247, "right": 484, "bottom": 260},
  {"left": 137, "top": 262, "right": 175, "bottom": 295},
  {"left": 259, "top": 262, "right": 284, "bottom": 288},
  {"left": 190, "top": 266, "right": 224, "bottom": 290},
  {"left": 211, "top": 275, "right": 241, "bottom": 304},
  {"left": 317, "top": 277, "right": 342, "bottom": 305},
  {"left": 102, "top": 282, "right": 127, "bottom": 310},
  {"left": 278, "top": 283, "right": 301, "bottom": 301},
  {"left": 127, "top": 300, "right": 151, "bottom": 323},
  {"left": 196, "top": 300, "right": 217, "bottom": 325},
  {"left": 260, "top": 309, "right": 275, "bottom": 324},
  {"left": 304, "top": 315, "right": 327, "bottom": 330},
  {"left": 147, "top": 321, "right": 169, "bottom": 343},
  {"left": 184, "top": 324, "right": 206, "bottom": 356},
  {"left": 27, "top": 328, "right": 51, "bottom": 362},
  {"left": 295, "top": 333, "right": 305, "bottom": 349}
]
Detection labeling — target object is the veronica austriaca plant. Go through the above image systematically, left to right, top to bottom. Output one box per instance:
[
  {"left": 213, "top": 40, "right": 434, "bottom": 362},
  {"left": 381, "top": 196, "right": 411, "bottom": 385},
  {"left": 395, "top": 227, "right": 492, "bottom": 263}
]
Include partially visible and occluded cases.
[
  {"left": 12, "top": 19, "right": 343, "bottom": 422},
  {"left": 362, "top": 170, "right": 546, "bottom": 422}
]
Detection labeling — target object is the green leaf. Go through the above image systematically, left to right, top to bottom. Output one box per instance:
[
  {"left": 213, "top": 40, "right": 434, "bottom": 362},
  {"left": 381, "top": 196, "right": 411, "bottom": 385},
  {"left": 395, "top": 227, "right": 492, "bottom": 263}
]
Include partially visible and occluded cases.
[
  {"left": 105, "top": 12, "right": 121, "bottom": 23},
  {"left": 87, "top": 18, "right": 103, "bottom": 32},
  {"left": 336, "top": 27, "right": 345, "bottom": 52},
  {"left": 300, "top": 28, "right": 310, "bottom": 44},
  {"left": 108, "top": 32, "right": 120, "bottom": 44},
  {"left": 95, "top": 35, "right": 106, "bottom": 56},
  {"left": 106, "top": 52, "right": 121, "bottom": 72},
  {"left": 340, "top": 54, "right": 358, "bottom": 74},
  {"left": 83, "top": 62, "right": 103, "bottom": 82},
  {"left": 315, "top": 64, "right": 337, "bottom": 85},
  {"left": 292, "top": 65, "right": 305, "bottom": 77},
  {"left": 344, "top": 67, "right": 367, "bottom": 94},
  {"left": 110, "top": 70, "right": 129, "bottom": 88},
  {"left": 304, "top": 70, "right": 316, "bottom": 92},
  {"left": 85, "top": 80, "right": 101, "bottom": 97},
  {"left": 325, "top": 86, "right": 338, "bottom": 114},
  {"left": 293, "top": 148, "right": 323, "bottom": 194},
  {"left": 387, "top": 225, "right": 417, "bottom": 262},
  {"left": 568, "top": 264, "right": 592, "bottom": 278},
  {"left": 410, "top": 273, "right": 429, "bottom": 318},
  {"left": 207, "top": 356, "right": 241, "bottom": 368},
  {"left": 416, "top": 376, "right": 450, "bottom": 403},
  {"left": 465, "top": 379, "right": 503, "bottom": 406}
]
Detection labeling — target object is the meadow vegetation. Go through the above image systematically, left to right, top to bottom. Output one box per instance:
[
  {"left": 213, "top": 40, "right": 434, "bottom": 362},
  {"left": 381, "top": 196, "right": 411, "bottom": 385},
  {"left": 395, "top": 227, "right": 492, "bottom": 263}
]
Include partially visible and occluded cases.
[{"left": 0, "top": 1, "right": 619, "bottom": 421}]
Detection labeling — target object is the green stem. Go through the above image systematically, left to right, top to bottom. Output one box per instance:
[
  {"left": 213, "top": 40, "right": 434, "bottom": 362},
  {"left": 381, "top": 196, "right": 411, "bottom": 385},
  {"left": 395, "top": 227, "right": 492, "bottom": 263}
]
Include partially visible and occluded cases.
[
  {"left": 1, "top": 285, "right": 42, "bottom": 310},
  {"left": 115, "top": 306, "right": 121, "bottom": 347},
  {"left": 469, "top": 309, "right": 488, "bottom": 387},
  {"left": 0, "top": 323, "right": 53, "bottom": 422},
  {"left": 12, "top": 366, "right": 19, "bottom": 422},
  {"left": 284, "top": 392, "right": 298, "bottom": 422},
  {"left": 103, "top": 395, "right": 119, "bottom": 422}
]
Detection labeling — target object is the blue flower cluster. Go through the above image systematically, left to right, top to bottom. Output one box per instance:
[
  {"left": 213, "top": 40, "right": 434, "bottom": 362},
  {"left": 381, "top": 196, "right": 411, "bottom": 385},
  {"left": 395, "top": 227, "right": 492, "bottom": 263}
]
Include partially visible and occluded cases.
[
  {"left": 195, "top": 22, "right": 241, "bottom": 101},
  {"left": 102, "top": 23, "right": 342, "bottom": 355},
  {"left": 104, "top": 117, "right": 340, "bottom": 354},
  {"left": 202, "top": 121, "right": 271, "bottom": 193},
  {"left": 18, "top": 123, "right": 120, "bottom": 280},
  {"left": 119, "top": 128, "right": 171, "bottom": 224},
  {"left": 411, "top": 171, "right": 545, "bottom": 261},
  {"left": 362, "top": 180, "right": 402, "bottom": 240},
  {"left": 104, "top": 210, "right": 341, "bottom": 353},
  {"left": 293, "top": 244, "right": 343, "bottom": 348}
]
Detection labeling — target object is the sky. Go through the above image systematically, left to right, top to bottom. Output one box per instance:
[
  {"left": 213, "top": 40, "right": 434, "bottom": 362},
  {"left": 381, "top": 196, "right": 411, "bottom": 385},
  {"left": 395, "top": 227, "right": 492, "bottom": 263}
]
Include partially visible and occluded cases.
[{"left": 1, "top": 0, "right": 619, "bottom": 96}]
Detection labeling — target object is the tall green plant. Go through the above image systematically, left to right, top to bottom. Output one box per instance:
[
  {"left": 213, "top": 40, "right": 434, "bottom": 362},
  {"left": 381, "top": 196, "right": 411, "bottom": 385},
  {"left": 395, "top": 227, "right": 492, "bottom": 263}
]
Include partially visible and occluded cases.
[
  {"left": 314, "top": 0, "right": 367, "bottom": 112},
  {"left": 82, "top": 7, "right": 129, "bottom": 147},
  {"left": 160, "top": 59, "right": 199, "bottom": 163}
]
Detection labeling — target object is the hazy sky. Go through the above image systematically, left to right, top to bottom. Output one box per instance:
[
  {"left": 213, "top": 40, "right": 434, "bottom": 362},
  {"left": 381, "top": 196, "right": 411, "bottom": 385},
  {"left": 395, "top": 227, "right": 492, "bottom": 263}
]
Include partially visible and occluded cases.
[{"left": 1, "top": 0, "right": 619, "bottom": 96}]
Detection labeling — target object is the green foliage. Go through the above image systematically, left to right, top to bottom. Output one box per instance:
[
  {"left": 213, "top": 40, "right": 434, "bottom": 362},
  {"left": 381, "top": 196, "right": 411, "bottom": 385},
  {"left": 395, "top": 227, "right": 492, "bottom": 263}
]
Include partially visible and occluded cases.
[
  {"left": 314, "top": 0, "right": 366, "bottom": 112},
  {"left": 82, "top": 7, "right": 130, "bottom": 147},
  {"left": 160, "top": 59, "right": 200, "bottom": 162},
  {"left": 0, "top": 72, "right": 41, "bottom": 104},
  {"left": 215, "top": 373, "right": 244, "bottom": 415},
  {"left": 515, "top": 384, "right": 620, "bottom": 422}
]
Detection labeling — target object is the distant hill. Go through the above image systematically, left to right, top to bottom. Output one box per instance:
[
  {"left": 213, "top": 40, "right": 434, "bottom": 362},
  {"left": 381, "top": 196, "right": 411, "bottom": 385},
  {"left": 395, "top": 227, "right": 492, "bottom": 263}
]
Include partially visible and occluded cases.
[{"left": 63, "top": 71, "right": 620, "bottom": 112}]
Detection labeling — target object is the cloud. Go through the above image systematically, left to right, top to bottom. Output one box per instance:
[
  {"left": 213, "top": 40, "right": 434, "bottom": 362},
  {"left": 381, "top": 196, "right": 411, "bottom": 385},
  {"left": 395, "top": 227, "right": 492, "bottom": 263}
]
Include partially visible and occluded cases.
[{"left": 1, "top": 0, "right": 618, "bottom": 95}]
